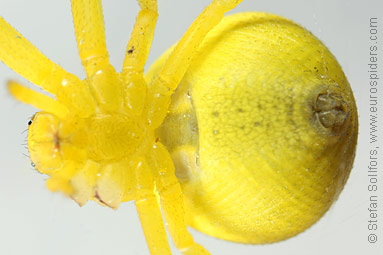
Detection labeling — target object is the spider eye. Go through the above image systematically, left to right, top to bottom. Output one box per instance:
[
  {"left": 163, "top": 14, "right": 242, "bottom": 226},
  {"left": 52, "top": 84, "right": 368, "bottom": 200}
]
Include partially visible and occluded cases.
[{"left": 28, "top": 113, "right": 63, "bottom": 173}]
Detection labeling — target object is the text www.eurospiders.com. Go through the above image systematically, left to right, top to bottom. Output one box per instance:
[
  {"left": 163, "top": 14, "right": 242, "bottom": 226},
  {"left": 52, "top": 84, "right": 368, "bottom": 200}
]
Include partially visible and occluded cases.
[{"left": 367, "top": 17, "right": 379, "bottom": 245}]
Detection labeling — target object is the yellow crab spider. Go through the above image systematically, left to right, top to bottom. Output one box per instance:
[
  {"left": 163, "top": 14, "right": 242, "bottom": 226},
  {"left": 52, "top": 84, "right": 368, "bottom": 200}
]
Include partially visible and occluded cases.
[{"left": 1, "top": 0, "right": 358, "bottom": 254}]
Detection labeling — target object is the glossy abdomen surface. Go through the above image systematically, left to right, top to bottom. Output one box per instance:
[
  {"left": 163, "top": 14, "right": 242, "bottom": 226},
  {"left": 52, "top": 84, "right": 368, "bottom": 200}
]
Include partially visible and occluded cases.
[{"left": 146, "top": 12, "right": 358, "bottom": 244}]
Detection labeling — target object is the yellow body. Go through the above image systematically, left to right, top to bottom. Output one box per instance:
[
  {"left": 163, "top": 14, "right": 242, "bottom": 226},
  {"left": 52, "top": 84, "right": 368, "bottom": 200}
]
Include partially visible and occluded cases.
[
  {"left": 1, "top": 1, "right": 357, "bottom": 254},
  {"left": 147, "top": 12, "right": 358, "bottom": 243}
]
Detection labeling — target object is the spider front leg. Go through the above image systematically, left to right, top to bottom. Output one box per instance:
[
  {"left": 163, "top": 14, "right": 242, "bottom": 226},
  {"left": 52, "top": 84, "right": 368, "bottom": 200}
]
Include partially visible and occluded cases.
[
  {"left": 71, "top": 0, "right": 123, "bottom": 113},
  {"left": 71, "top": 0, "right": 108, "bottom": 75},
  {"left": 0, "top": 17, "right": 94, "bottom": 117},
  {"left": 148, "top": 143, "right": 210, "bottom": 255}
]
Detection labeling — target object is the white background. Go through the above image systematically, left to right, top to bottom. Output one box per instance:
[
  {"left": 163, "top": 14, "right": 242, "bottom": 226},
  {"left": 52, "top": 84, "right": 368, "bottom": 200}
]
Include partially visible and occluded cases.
[{"left": 0, "top": 0, "right": 382, "bottom": 255}]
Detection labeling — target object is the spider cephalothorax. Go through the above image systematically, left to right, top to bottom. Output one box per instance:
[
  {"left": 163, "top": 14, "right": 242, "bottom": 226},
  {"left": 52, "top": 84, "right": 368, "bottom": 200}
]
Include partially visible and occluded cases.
[
  {"left": 2, "top": 0, "right": 243, "bottom": 254},
  {"left": 27, "top": 109, "right": 150, "bottom": 208}
]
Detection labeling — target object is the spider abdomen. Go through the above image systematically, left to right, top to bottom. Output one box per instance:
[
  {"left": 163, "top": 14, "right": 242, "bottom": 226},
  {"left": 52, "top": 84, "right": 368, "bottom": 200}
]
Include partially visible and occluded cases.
[{"left": 148, "top": 12, "right": 357, "bottom": 244}]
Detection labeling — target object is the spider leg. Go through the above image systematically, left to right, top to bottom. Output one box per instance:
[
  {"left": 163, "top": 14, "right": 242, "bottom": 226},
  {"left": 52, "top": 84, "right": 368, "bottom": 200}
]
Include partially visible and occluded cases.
[
  {"left": 71, "top": 0, "right": 123, "bottom": 112},
  {"left": 71, "top": 0, "right": 109, "bottom": 76},
  {"left": 121, "top": 0, "right": 158, "bottom": 114},
  {"left": 123, "top": 0, "right": 157, "bottom": 75},
  {"left": 145, "top": 0, "right": 243, "bottom": 127},
  {"left": 0, "top": 17, "right": 95, "bottom": 116},
  {"left": 0, "top": 17, "right": 67, "bottom": 93},
  {"left": 7, "top": 81, "right": 68, "bottom": 118},
  {"left": 149, "top": 143, "right": 210, "bottom": 255},
  {"left": 45, "top": 160, "right": 79, "bottom": 196},
  {"left": 70, "top": 160, "right": 100, "bottom": 207},
  {"left": 93, "top": 160, "right": 136, "bottom": 209},
  {"left": 134, "top": 160, "right": 172, "bottom": 255}
]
